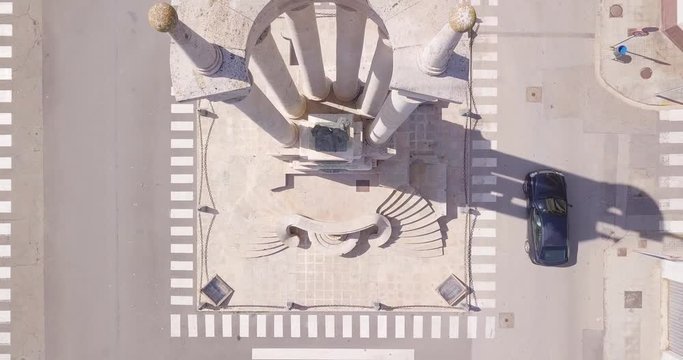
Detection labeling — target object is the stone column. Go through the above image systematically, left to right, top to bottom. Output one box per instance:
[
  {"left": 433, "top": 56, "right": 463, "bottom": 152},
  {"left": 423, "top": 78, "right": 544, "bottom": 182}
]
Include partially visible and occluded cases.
[
  {"left": 148, "top": 2, "right": 223, "bottom": 76},
  {"left": 285, "top": 3, "right": 331, "bottom": 101},
  {"left": 418, "top": 4, "right": 476, "bottom": 76},
  {"left": 333, "top": 5, "right": 366, "bottom": 102},
  {"left": 249, "top": 26, "right": 307, "bottom": 119},
  {"left": 357, "top": 34, "right": 393, "bottom": 117},
  {"left": 234, "top": 84, "right": 299, "bottom": 147},
  {"left": 367, "top": 90, "right": 425, "bottom": 145}
]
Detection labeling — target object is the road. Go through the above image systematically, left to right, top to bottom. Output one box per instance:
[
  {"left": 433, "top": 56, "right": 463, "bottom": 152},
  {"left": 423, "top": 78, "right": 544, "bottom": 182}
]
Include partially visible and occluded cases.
[{"left": 35, "top": 0, "right": 665, "bottom": 360}]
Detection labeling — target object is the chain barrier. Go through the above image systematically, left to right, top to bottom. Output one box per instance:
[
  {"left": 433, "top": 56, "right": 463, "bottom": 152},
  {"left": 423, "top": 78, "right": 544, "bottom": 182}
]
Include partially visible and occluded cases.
[
  {"left": 464, "top": 25, "right": 482, "bottom": 310},
  {"left": 197, "top": 99, "right": 219, "bottom": 303}
]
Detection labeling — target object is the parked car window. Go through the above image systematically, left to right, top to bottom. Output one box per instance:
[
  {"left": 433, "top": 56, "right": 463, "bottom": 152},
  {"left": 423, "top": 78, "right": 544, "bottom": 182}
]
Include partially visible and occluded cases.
[
  {"left": 536, "top": 198, "right": 567, "bottom": 215},
  {"left": 532, "top": 210, "right": 542, "bottom": 242},
  {"left": 542, "top": 246, "right": 567, "bottom": 262}
]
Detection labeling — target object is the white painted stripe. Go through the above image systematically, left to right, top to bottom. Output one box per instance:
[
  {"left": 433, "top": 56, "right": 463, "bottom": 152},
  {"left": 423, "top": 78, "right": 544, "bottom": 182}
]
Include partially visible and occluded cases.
[
  {"left": 470, "top": 0, "right": 480, "bottom": 5},
  {"left": 488, "top": 0, "right": 498, "bottom": 6},
  {"left": 0, "top": 3, "right": 12, "bottom": 14},
  {"left": 480, "top": 16, "right": 498, "bottom": 26},
  {"left": 0, "top": 25, "right": 12, "bottom": 37},
  {"left": 477, "top": 34, "right": 498, "bottom": 44},
  {"left": 0, "top": 46, "right": 10, "bottom": 58},
  {"left": 473, "top": 51, "right": 498, "bottom": 62},
  {"left": 0, "top": 69, "right": 11, "bottom": 80},
  {"left": 473, "top": 69, "right": 498, "bottom": 79},
  {"left": 171, "top": 86, "right": 175, "bottom": 96},
  {"left": 472, "top": 87, "right": 498, "bottom": 97},
  {"left": 0, "top": 91, "right": 9, "bottom": 104},
  {"left": 171, "top": 103, "right": 194, "bottom": 114},
  {"left": 477, "top": 105, "right": 498, "bottom": 115},
  {"left": 660, "top": 109, "right": 683, "bottom": 121},
  {"left": 0, "top": 113, "right": 10, "bottom": 125},
  {"left": 171, "top": 121, "right": 194, "bottom": 131},
  {"left": 479, "top": 122, "right": 498, "bottom": 132},
  {"left": 660, "top": 132, "right": 683, "bottom": 143},
  {"left": 0, "top": 135, "right": 10, "bottom": 147},
  {"left": 171, "top": 139, "right": 194, "bottom": 149},
  {"left": 472, "top": 139, "right": 497, "bottom": 150},
  {"left": 661, "top": 154, "right": 683, "bottom": 166},
  {"left": 171, "top": 156, "right": 194, "bottom": 167},
  {"left": 0, "top": 157, "right": 12, "bottom": 169},
  {"left": 472, "top": 157, "right": 497, "bottom": 167},
  {"left": 171, "top": 174, "right": 194, "bottom": 184},
  {"left": 472, "top": 175, "right": 497, "bottom": 185},
  {"left": 660, "top": 176, "right": 683, "bottom": 188},
  {"left": 0, "top": 179, "right": 10, "bottom": 191},
  {"left": 171, "top": 191, "right": 194, "bottom": 201},
  {"left": 472, "top": 193, "right": 497, "bottom": 203},
  {"left": 510, "top": 197, "right": 527, "bottom": 207},
  {"left": 660, "top": 199, "right": 683, "bottom": 210},
  {"left": 0, "top": 201, "right": 10, "bottom": 213},
  {"left": 170, "top": 209, "right": 193, "bottom": 219},
  {"left": 477, "top": 210, "right": 497, "bottom": 220},
  {"left": 661, "top": 220, "right": 683, "bottom": 232},
  {"left": 0, "top": 223, "right": 8, "bottom": 235},
  {"left": 171, "top": 226, "right": 193, "bottom": 236},
  {"left": 473, "top": 228, "right": 496, "bottom": 237},
  {"left": 170, "top": 243, "right": 193, "bottom": 254},
  {"left": 0, "top": 245, "right": 10, "bottom": 257},
  {"left": 472, "top": 246, "right": 496, "bottom": 256},
  {"left": 170, "top": 261, "right": 193, "bottom": 271},
  {"left": 472, "top": 263, "right": 496, "bottom": 273},
  {"left": 0, "top": 267, "right": 9, "bottom": 279},
  {"left": 170, "top": 278, "right": 193, "bottom": 288},
  {"left": 473, "top": 281, "right": 496, "bottom": 291},
  {"left": 0, "top": 289, "right": 9, "bottom": 301},
  {"left": 170, "top": 296, "right": 193, "bottom": 306},
  {"left": 477, "top": 298, "right": 496, "bottom": 308},
  {"left": 0, "top": 310, "right": 12, "bottom": 323},
  {"left": 170, "top": 314, "right": 181, "bottom": 337},
  {"left": 188, "top": 314, "right": 198, "bottom": 337},
  {"left": 205, "top": 314, "right": 215, "bottom": 337},
  {"left": 222, "top": 314, "right": 232, "bottom": 337},
  {"left": 240, "top": 314, "right": 250, "bottom": 337},
  {"left": 257, "top": 315, "right": 267, "bottom": 338},
  {"left": 274, "top": 315, "right": 283, "bottom": 338},
  {"left": 290, "top": 315, "right": 301, "bottom": 338},
  {"left": 307, "top": 315, "right": 318, "bottom": 338},
  {"left": 325, "top": 315, "right": 335, "bottom": 338},
  {"left": 342, "top": 315, "right": 352, "bottom": 338},
  {"left": 360, "top": 315, "right": 369, "bottom": 338},
  {"left": 377, "top": 315, "right": 387, "bottom": 338},
  {"left": 395, "top": 315, "right": 405, "bottom": 338},
  {"left": 413, "top": 315, "right": 423, "bottom": 338},
  {"left": 431, "top": 316, "right": 441, "bottom": 339},
  {"left": 449, "top": 316, "right": 459, "bottom": 338},
  {"left": 467, "top": 316, "right": 477, "bottom": 339},
  {"left": 485, "top": 316, "right": 496, "bottom": 339},
  {"left": 0, "top": 333, "right": 8, "bottom": 345},
  {"left": 251, "top": 348, "right": 415, "bottom": 360},
  {"left": 0, "top": 354, "right": 8, "bottom": 360}
]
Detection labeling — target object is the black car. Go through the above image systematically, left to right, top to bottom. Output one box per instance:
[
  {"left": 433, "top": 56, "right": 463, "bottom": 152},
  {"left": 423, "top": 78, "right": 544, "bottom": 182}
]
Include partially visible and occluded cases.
[{"left": 523, "top": 170, "right": 569, "bottom": 266}]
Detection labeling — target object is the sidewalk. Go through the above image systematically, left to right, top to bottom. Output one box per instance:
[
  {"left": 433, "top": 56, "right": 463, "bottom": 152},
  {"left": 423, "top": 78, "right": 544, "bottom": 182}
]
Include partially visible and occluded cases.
[
  {"left": 596, "top": 0, "right": 683, "bottom": 108},
  {"left": 603, "top": 235, "right": 663, "bottom": 360}
]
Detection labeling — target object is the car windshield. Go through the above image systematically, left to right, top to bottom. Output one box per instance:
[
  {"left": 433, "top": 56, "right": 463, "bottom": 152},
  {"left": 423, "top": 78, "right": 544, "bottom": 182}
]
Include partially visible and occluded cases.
[
  {"left": 535, "top": 198, "right": 567, "bottom": 215},
  {"left": 541, "top": 247, "right": 567, "bottom": 262}
]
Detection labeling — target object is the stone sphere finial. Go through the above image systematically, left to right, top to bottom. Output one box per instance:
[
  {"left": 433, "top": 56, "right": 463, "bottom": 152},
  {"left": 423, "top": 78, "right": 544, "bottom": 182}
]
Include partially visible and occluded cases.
[
  {"left": 148, "top": 2, "right": 178, "bottom": 33},
  {"left": 449, "top": 4, "right": 477, "bottom": 33}
]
